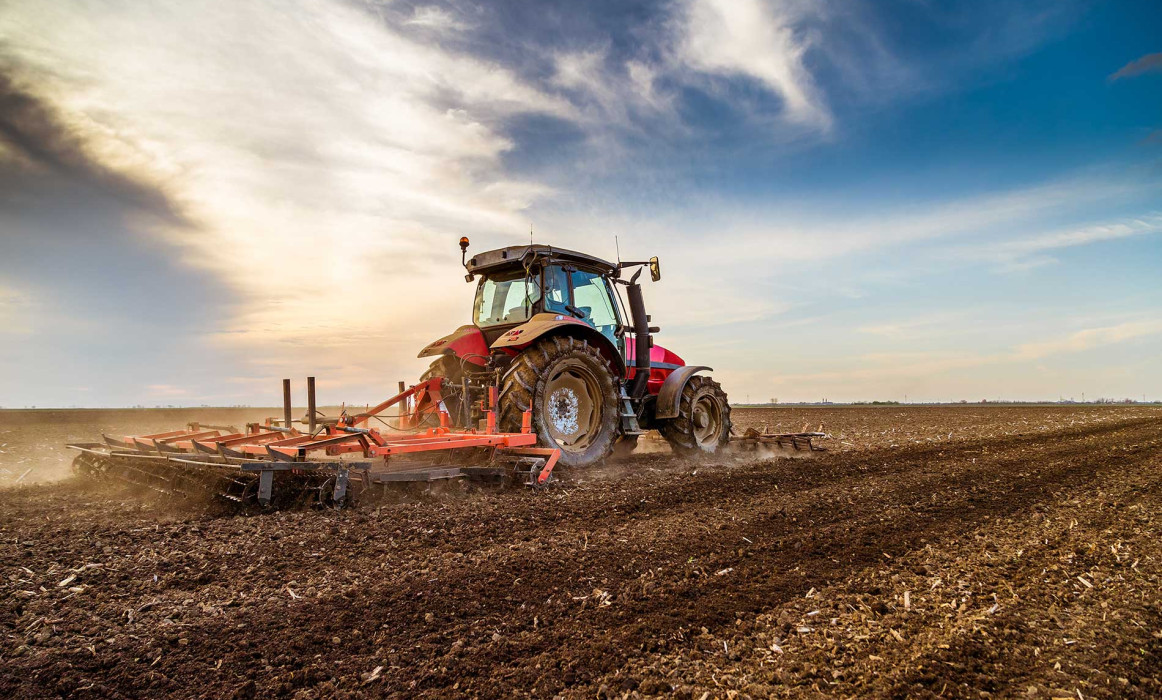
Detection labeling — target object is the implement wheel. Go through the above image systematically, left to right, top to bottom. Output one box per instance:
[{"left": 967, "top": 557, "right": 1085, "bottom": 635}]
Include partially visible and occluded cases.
[
  {"left": 498, "top": 336, "right": 620, "bottom": 468},
  {"left": 660, "top": 375, "right": 731, "bottom": 454}
]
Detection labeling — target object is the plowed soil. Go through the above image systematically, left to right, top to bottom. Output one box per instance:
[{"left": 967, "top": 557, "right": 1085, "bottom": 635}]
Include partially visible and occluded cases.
[{"left": 2, "top": 406, "right": 1160, "bottom": 699}]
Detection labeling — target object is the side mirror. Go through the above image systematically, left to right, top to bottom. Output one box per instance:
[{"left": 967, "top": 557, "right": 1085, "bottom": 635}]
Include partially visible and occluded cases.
[{"left": 649, "top": 256, "right": 661, "bottom": 282}]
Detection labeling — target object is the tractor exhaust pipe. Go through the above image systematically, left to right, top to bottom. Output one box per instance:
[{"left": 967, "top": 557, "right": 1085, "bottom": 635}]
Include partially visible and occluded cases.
[{"left": 627, "top": 274, "right": 651, "bottom": 399}]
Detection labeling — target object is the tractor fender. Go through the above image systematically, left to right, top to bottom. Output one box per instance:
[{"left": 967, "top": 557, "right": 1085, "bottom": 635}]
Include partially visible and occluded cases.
[
  {"left": 492, "top": 313, "right": 626, "bottom": 377},
  {"left": 418, "top": 325, "right": 489, "bottom": 366},
  {"left": 655, "top": 365, "right": 713, "bottom": 420}
]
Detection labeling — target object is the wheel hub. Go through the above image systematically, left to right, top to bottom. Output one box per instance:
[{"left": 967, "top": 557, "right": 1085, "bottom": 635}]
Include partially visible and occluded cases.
[
  {"left": 541, "top": 359, "right": 603, "bottom": 453},
  {"left": 548, "top": 388, "right": 580, "bottom": 436},
  {"left": 691, "top": 394, "right": 723, "bottom": 447}
]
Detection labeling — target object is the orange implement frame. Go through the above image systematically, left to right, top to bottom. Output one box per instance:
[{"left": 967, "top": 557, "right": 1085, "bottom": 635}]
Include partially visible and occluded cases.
[
  {"left": 83, "top": 376, "right": 561, "bottom": 506},
  {"left": 101, "top": 378, "right": 529, "bottom": 462}
]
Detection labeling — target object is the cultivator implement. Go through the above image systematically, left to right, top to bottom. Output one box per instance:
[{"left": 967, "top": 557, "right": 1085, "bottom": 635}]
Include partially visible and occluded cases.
[
  {"left": 67, "top": 377, "right": 559, "bottom": 508},
  {"left": 732, "top": 426, "right": 831, "bottom": 452}
]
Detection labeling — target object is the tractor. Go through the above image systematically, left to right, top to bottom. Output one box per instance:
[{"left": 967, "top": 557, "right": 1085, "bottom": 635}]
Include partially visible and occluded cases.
[
  {"left": 65, "top": 238, "right": 825, "bottom": 507},
  {"left": 416, "top": 238, "right": 732, "bottom": 468}
]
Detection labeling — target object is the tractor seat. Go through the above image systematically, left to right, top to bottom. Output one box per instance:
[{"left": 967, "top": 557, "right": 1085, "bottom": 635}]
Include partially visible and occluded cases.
[{"left": 503, "top": 307, "right": 531, "bottom": 322}]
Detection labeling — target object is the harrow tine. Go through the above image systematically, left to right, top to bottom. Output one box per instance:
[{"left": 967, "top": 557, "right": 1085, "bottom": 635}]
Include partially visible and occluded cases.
[{"left": 103, "top": 435, "right": 132, "bottom": 449}]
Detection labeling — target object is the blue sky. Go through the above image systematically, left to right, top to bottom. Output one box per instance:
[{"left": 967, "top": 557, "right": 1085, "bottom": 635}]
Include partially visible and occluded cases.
[{"left": 0, "top": 0, "right": 1159, "bottom": 407}]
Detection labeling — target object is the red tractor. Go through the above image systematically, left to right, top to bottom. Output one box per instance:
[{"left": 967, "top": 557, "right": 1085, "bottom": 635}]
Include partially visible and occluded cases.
[
  {"left": 417, "top": 239, "right": 732, "bottom": 468},
  {"left": 65, "top": 240, "right": 830, "bottom": 507}
]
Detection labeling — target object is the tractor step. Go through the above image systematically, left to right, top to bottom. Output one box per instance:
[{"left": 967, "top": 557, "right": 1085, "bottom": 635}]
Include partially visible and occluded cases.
[{"left": 618, "top": 386, "right": 642, "bottom": 434}]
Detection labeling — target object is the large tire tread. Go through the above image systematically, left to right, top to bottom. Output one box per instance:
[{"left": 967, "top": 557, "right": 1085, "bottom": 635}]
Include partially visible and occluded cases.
[
  {"left": 498, "top": 335, "right": 619, "bottom": 468},
  {"left": 660, "top": 375, "right": 732, "bottom": 454}
]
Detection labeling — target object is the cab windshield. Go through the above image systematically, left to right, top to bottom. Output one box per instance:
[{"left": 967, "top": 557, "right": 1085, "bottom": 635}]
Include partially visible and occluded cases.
[
  {"left": 543, "top": 265, "right": 620, "bottom": 345},
  {"left": 474, "top": 269, "right": 541, "bottom": 327}
]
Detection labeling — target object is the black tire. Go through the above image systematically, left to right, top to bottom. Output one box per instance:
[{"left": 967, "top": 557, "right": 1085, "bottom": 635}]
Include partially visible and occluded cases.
[
  {"left": 498, "top": 335, "right": 620, "bottom": 468},
  {"left": 420, "top": 355, "right": 466, "bottom": 427},
  {"left": 660, "top": 375, "right": 731, "bottom": 454}
]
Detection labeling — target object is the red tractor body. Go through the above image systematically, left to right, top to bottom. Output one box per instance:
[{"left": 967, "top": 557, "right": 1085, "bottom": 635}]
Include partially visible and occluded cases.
[
  {"left": 417, "top": 242, "right": 731, "bottom": 468},
  {"left": 420, "top": 324, "right": 687, "bottom": 395}
]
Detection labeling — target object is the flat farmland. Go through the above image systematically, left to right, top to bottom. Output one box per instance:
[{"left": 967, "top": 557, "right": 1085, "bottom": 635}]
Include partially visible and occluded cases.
[{"left": 1, "top": 405, "right": 1159, "bottom": 698}]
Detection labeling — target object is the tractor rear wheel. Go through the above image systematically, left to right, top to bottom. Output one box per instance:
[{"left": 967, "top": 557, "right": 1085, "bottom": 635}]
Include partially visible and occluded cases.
[
  {"left": 498, "top": 336, "right": 620, "bottom": 468},
  {"left": 660, "top": 375, "right": 731, "bottom": 454}
]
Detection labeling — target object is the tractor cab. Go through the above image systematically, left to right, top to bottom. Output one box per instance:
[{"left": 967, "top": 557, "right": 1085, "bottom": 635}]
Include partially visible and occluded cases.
[{"left": 468, "top": 245, "right": 624, "bottom": 348}]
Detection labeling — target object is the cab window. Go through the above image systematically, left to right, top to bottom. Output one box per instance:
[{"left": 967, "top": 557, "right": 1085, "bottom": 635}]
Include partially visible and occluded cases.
[
  {"left": 543, "top": 265, "right": 570, "bottom": 311},
  {"left": 544, "top": 266, "right": 620, "bottom": 344},
  {"left": 474, "top": 269, "right": 540, "bottom": 327}
]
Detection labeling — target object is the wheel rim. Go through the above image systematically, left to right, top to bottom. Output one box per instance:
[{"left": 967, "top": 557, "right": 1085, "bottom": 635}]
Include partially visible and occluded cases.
[
  {"left": 542, "top": 358, "right": 603, "bottom": 454},
  {"left": 691, "top": 393, "right": 724, "bottom": 447}
]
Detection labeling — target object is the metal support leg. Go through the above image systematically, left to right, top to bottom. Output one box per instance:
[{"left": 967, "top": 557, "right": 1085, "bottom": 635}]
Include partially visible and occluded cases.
[
  {"left": 307, "top": 376, "right": 316, "bottom": 434},
  {"left": 282, "top": 379, "right": 292, "bottom": 430},
  {"left": 334, "top": 466, "right": 349, "bottom": 506},
  {"left": 258, "top": 470, "right": 274, "bottom": 506}
]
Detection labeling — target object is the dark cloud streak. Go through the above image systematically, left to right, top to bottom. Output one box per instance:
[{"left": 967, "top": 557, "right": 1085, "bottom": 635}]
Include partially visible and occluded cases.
[
  {"left": 1109, "top": 52, "right": 1162, "bottom": 81},
  {"left": 0, "top": 63, "right": 187, "bottom": 225}
]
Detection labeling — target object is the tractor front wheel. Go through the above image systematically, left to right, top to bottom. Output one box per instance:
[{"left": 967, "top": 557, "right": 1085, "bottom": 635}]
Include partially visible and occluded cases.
[
  {"left": 498, "top": 336, "right": 620, "bottom": 468},
  {"left": 660, "top": 375, "right": 731, "bottom": 454}
]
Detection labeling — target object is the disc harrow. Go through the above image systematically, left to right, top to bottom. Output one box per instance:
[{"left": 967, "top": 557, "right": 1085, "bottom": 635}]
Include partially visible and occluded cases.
[
  {"left": 67, "top": 377, "right": 560, "bottom": 508},
  {"left": 731, "top": 426, "right": 831, "bottom": 452}
]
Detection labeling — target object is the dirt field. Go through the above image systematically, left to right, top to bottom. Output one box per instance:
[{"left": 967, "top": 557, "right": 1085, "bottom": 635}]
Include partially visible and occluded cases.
[{"left": 1, "top": 406, "right": 1160, "bottom": 699}]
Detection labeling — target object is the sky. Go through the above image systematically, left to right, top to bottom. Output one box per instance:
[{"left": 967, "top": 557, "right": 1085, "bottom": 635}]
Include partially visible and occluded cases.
[{"left": 0, "top": 0, "right": 1160, "bottom": 408}]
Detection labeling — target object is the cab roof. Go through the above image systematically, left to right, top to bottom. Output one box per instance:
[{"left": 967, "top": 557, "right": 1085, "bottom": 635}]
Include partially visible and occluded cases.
[{"left": 466, "top": 244, "right": 616, "bottom": 275}]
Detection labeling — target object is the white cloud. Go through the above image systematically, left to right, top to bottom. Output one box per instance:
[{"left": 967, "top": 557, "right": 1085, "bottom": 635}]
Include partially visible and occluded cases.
[
  {"left": 0, "top": 0, "right": 582, "bottom": 389},
  {"left": 676, "top": 0, "right": 831, "bottom": 130},
  {"left": 404, "top": 5, "right": 469, "bottom": 32},
  {"left": 547, "top": 49, "right": 680, "bottom": 139},
  {"left": 552, "top": 50, "right": 627, "bottom": 117},
  {"left": 634, "top": 173, "right": 1162, "bottom": 281},
  {"left": 978, "top": 213, "right": 1162, "bottom": 269},
  {"left": 0, "top": 284, "right": 35, "bottom": 335},
  {"left": 857, "top": 312, "right": 974, "bottom": 340},
  {"left": 749, "top": 316, "right": 1162, "bottom": 402},
  {"left": 1014, "top": 320, "right": 1162, "bottom": 360},
  {"left": 145, "top": 383, "right": 190, "bottom": 397}
]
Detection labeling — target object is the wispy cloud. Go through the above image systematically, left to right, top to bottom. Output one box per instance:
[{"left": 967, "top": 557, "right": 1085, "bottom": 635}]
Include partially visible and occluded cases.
[
  {"left": 0, "top": 0, "right": 576, "bottom": 367},
  {"left": 675, "top": 0, "right": 831, "bottom": 130},
  {"left": 404, "top": 5, "right": 470, "bottom": 32},
  {"left": 550, "top": 49, "right": 675, "bottom": 129},
  {"left": 1109, "top": 52, "right": 1162, "bottom": 81},
  {"left": 640, "top": 171, "right": 1162, "bottom": 270},
  {"left": 954, "top": 212, "right": 1162, "bottom": 271},
  {"left": 0, "top": 283, "right": 35, "bottom": 335},
  {"left": 857, "top": 312, "right": 974, "bottom": 340},
  {"left": 766, "top": 317, "right": 1162, "bottom": 394},
  {"left": 1014, "top": 320, "right": 1162, "bottom": 360},
  {"left": 145, "top": 383, "right": 189, "bottom": 397}
]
